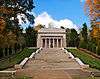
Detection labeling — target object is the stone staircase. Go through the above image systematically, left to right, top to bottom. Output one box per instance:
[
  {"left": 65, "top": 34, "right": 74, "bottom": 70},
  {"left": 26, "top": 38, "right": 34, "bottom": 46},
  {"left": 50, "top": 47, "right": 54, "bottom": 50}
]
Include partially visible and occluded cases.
[{"left": 16, "top": 48, "right": 90, "bottom": 79}]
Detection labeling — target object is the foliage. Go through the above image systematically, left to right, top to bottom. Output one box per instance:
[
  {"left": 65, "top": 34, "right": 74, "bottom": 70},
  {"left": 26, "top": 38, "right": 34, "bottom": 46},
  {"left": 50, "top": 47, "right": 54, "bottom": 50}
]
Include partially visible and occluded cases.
[
  {"left": 0, "top": 0, "right": 35, "bottom": 58},
  {"left": 0, "top": 0, "right": 35, "bottom": 27},
  {"left": 83, "top": 0, "right": 100, "bottom": 55},
  {"left": 84, "top": 0, "right": 100, "bottom": 22},
  {"left": 79, "top": 23, "right": 88, "bottom": 49},
  {"left": 81, "top": 23, "right": 88, "bottom": 42},
  {"left": 91, "top": 25, "right": 100, "bottom": 39},
  {"left": 25, "top": 26, "right": 37, "bottom": 47},
  {"left": 68, "top": 29, "right": 79, "bottom": 47},
  {"left": 79, "top": 40, "right": 87, "bottom": 49},
  {"left": 87, "top": 40, "right": 96, "bottom": 53},
  {"left": 96, "top": 40, "right": 100, "bottom": 55},
  {"left": 0, "top": 48, "right": 37, "bottom": 70},
  {"left": 67, "top": 49, "right": 100, "bottom": 70},
  {"left": 16, "top": 76, "right": 32, "bottom": 79}
]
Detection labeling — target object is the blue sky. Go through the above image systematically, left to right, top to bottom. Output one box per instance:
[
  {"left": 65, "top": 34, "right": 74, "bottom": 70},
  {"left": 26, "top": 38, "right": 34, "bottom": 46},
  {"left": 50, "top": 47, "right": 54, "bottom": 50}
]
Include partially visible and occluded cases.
[{"left": 33, "top": 0, "right": 90, "bottom": 28}]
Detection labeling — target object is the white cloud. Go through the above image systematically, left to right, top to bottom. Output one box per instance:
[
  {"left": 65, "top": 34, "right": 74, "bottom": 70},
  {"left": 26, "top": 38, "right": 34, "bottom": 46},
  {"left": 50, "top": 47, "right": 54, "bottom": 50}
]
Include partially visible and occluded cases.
[
  {"left": 80, "top": 0, "right": 86, "bottom": 3},
  {"left": 34, "top": 12, "right": 79, "bottom": 31},
  {"left": 34, "top": 12, "right": 53, "bottom": 27},
  {"left": 17, "top": 13, "right": 29, "bottom": 25}
]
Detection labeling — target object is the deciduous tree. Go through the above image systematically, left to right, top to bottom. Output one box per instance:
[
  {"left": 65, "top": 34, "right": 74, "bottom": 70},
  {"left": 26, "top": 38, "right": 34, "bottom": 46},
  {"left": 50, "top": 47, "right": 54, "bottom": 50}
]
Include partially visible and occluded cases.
[{"left": 84, "top": 0, "right": 100, "bottom": 22}]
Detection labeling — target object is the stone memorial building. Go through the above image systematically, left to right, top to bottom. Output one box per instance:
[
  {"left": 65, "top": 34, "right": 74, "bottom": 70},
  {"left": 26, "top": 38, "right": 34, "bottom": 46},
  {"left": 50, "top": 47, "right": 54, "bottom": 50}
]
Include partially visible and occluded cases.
[{"left": 37, "top": 28, "right": 66, "bottom": 48}]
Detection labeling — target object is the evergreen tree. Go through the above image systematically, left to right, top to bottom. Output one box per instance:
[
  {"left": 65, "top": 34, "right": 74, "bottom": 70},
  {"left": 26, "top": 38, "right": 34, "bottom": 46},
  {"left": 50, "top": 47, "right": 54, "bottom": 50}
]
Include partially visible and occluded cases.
[
  {"left": 81, "top": 23, "right": 88, "bottom": 42},
  {"left": 25, "top": 26, "right": 37, "bottom": 47},
  {"left": 69, "top": 29, "right": 79, "bottom": 47}
]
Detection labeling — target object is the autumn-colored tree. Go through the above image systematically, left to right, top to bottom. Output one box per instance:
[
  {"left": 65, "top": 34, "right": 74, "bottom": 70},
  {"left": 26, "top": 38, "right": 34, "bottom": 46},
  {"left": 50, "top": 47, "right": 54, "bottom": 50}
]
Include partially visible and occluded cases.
[
  {"left": 84, "top": 0, "right": 100, "bottom": 22},
  {"left": 84, "top": 0, "right": 100, "bottom": 55},
  {"left": 0, "top": 17, "right": 6, "bottom": 33},
  {"left": 91, "top": 22, "right": 100, "bottom": 38}
]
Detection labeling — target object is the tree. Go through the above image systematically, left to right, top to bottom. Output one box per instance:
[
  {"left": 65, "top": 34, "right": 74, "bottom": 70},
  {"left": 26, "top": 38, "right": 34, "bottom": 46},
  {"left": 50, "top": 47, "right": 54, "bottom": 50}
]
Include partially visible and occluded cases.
[
  {"left": 0, "top": 0, "right": 35, "bottom": 58},
  {"left": 0, "top": 0, "right": 35, "bottom": 26},
  {"left": 84, "top": 0, "right": 100, "bottom": 22},
  {"left": 84, "top": 0, "right": 100, "bottom": 55},
  {"left": 0, "top": 17, "right": 5, "bottom": 33},
  {"left": 79, "top": 23, "right": 88, "bottom": 49},
  {"left": 81, "top": 23, "right": 88, "bottom": 42},
  {"left": 91, "top": 23, "right": 100, "bottom": 55},
  {"left": 13, "top": 26, "right": 25, "bottom": 52},
  {"left": 25, "top": 26, "right": 37, "bottom": 47},
  {"left": 68, "top": 29, "right": 79, "bottom": 47}
]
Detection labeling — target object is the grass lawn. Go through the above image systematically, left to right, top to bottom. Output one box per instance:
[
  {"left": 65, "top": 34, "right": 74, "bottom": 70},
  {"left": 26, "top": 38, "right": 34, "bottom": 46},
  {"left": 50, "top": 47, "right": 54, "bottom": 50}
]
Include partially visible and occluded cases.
[
  {"left": 0, "top": 48, "right": 37, "bottom": 70},
  {"left": 67, "top": 49, "right": 100, "bottom": 70}
]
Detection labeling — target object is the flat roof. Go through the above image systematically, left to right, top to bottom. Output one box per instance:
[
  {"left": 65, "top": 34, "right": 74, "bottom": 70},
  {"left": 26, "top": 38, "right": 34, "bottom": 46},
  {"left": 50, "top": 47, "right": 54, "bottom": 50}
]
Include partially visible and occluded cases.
[{"left": 38, "top": 28, "right": 66, "bottom": 33}]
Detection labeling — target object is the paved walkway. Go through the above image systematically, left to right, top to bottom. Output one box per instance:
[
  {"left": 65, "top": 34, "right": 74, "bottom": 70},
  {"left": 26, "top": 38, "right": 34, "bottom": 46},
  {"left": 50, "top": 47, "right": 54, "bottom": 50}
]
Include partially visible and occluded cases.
[{"left": 16, "top": 48, "right": 89, "bottom": 79}]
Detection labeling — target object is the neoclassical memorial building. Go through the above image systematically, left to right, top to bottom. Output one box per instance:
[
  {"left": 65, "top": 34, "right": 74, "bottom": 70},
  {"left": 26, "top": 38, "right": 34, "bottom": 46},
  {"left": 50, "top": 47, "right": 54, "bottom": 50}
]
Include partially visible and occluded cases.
[{"left": 37, "top": 28, "right": 66, "bottom": 48}]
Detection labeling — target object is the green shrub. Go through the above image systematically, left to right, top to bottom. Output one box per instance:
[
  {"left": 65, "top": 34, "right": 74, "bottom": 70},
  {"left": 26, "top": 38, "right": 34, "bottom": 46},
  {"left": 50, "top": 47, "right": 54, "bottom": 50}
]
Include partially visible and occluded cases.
[
  {"left": 79, "top": 41, "right": 87, "bottom": 49},
  {"left": 87, "top": 42, "right": 96, "bottom": 53},
  {"left": 96, "top": 46, "right": 100, "bottom": 55}
]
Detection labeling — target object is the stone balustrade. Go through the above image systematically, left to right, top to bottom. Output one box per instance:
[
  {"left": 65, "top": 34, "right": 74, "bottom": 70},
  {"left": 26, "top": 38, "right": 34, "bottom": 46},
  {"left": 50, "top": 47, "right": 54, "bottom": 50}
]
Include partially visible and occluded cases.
[
  {"left": 15, "top": 47, "right": 42, "bottom": 69},
  {"left": 61, "top": 48, "right": 64, "bottom": 50},
  {"left": 63, "top": 48, "right": 89, "bottom": 69},
  {"left": 36, "top": 50, "right": 39, "bottom": 54},
  {"left": 65, "top": 50, "right": 69, "bottom": 53},
  {"left": 29, "top": 52, "right": 35, "bottom": 58},
  {"left": 68, "top": 52, "right": 74, "bottom": 59},
  {"left": 15, "top": 57, "right": 29, "bottom": 69},
  {"left": 20, "top": 58, "right": 29, "bottom": 66},
  {"left": 74, "top": 58, "right": 89, "bottom": 69},
  {"left": 74, "top": 58, "right": 85, "bottom": 65},
  {"left": 0, "top": 71, "right": 16, "bottom": 73},
  {"left": 0, "top": 71, "right": 16, "bottom": 78}
]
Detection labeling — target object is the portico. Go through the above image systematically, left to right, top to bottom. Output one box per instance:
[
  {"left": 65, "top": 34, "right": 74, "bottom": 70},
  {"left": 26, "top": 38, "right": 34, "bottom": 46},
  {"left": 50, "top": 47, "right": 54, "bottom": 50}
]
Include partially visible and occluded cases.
[
  {"left": 37, "top": 28, "right": 66, "bottom": 48},
  {"left": 42, "top": 36, "right": 63, "bottom": 48}
]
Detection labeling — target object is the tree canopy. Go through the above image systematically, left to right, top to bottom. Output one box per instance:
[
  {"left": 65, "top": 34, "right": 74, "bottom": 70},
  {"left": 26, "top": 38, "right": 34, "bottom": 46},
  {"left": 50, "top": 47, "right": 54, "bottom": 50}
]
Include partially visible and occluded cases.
[
  {"left": 0, "top": 0, "right": 35, "bottom": 32},
  {"left": 0, "top": 0, "right": 35, "bottom": 58},
  {"left": 84, "top": 0, "right": 100, "bottom": 22}
]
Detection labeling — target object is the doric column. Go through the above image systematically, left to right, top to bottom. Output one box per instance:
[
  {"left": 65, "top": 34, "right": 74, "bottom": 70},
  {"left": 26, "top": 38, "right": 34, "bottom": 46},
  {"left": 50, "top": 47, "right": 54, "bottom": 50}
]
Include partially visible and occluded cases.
[
  {"left": 41, "top": 38, "right": 43, "bottom": 48},
  {"left": 61, "top": 38, "right": 62, "bottom": 48},
  {"left": 45, "top": 39, "right": 47, "bottom": 48},
  {"left": 49, "top": 39, "right": 51, "bottom": 48},
  {"left": 53, "top": 39, "right": 55, "bottom": 48},
  {"left": 57, "top": 39, "right": 58, "bottom": 48}
]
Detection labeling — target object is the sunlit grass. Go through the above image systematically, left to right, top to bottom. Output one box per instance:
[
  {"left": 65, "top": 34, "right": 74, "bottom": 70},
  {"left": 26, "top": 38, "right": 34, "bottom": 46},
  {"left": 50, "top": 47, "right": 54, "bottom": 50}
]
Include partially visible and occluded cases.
[{"left": 67, "top": 49, "right": 100, "bottom": 70}]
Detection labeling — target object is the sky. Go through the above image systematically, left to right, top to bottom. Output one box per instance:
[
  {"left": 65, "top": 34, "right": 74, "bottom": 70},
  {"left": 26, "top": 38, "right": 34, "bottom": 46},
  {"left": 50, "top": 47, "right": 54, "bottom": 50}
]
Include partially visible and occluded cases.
[{"left": 33, "top": 0, "right": 90, "bottom": 30}]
